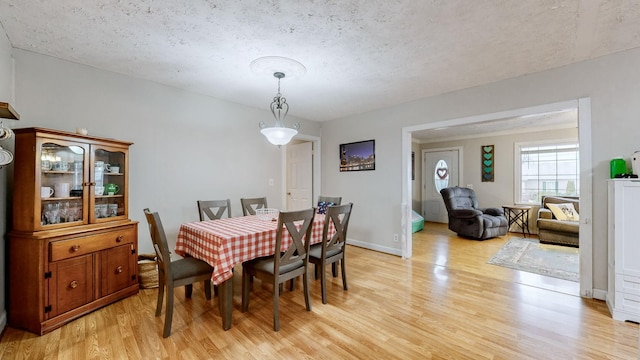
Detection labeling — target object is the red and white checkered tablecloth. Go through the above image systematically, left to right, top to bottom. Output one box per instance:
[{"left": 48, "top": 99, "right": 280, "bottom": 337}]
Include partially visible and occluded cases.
[{"left": 175, "top": 214, "right": 329, "bottom": 285}]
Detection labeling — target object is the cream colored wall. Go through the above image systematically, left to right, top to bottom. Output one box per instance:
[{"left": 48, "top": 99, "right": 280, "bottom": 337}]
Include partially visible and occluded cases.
[{"left": 322, "top": 46, "right": 640, "bottom": 292}]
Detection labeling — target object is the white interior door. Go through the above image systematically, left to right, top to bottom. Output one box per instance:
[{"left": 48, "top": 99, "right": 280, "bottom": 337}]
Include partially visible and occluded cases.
[
  {"left": 286, "top": 142, "right": 313, "bottom": 210},
  {"left": 423, "top": 149, "right": 459, "bottom": 223}
]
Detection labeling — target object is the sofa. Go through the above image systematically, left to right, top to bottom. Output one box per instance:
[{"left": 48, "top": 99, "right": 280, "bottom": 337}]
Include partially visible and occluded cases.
[{"left": 536, "top": 196, "right": 579, "bottom": 247}]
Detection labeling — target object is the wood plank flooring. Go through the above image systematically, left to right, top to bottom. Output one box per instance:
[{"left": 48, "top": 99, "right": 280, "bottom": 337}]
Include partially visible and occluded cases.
[{"left": 1, "top": 222, "right": 638, "bottom": 359}]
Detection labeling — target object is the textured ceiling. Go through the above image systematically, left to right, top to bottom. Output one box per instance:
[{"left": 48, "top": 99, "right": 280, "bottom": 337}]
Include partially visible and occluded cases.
[{"left": 1, "top": 0, "right": 640, "bottom": 124}]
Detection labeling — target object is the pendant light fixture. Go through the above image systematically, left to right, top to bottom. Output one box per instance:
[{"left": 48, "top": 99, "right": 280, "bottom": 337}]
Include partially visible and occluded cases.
[
  {"left": 251, "top": 56, "right": 305, "bottom": 146},
  {"left": 259, "top": 71, "right": 299, "bottom": 145}
]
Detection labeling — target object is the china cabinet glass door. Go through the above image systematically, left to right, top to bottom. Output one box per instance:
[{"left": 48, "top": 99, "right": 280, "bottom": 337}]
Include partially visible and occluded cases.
[
  {"left": 39, "top": 140, "right": 89, "bottom": 228},
  {"left": 91, "top": 146, "right": 127, "bottom": 222}
]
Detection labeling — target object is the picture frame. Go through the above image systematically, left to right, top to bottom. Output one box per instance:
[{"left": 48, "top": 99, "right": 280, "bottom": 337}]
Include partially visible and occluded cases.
[{"left": 340, "top": 139, "right": 375, "bottom": 172}]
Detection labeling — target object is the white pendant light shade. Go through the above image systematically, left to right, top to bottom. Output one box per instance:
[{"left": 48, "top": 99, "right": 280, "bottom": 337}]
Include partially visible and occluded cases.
[{"left": 260, "top": 126, "right": 298, "bottom": 146}]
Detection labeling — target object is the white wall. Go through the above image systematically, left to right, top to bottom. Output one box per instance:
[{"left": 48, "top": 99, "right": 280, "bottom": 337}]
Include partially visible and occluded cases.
[
  {"left": 322, "top": 46, "right": 640, "bottom": 293},
  {"left": 10, "top": 49, "right": 321, "bottom": 256}
]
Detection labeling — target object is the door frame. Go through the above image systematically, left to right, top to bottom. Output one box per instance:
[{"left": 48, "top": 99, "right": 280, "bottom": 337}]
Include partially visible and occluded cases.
[
  {"left": 401, "top": 98, "right": 593, "bottom": 299},
  {"left": 281, "top": 134, "right": 321, "bottom": 211},
  {"left": 422, "top": 147, "right": 463, "bottom": 222}
]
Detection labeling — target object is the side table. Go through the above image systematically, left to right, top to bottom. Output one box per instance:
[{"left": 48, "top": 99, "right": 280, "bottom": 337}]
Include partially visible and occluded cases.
[{"left": 502, "top": 205, "right": 532, "bottom": 238}]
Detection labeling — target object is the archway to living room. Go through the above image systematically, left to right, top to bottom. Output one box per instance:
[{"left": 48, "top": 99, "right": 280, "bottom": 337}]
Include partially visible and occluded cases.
[{"left": 401, "top": 98, "right": 593, "bottom": 298}]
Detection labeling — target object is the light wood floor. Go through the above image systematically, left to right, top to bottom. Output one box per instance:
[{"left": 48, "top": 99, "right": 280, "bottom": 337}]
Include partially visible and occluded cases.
[{"left": 1, "top": 223, "right": 638, "bottom": 359}]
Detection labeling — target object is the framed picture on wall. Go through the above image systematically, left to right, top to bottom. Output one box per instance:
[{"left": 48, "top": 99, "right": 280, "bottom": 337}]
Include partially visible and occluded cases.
[{"left": 340, "top": 140, "right": 375, "bottom": 172}]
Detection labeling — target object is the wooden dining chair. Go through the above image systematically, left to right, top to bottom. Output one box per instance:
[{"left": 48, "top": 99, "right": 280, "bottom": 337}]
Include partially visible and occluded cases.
[
  {"left": 240, "top": 196, "right": 268, "bottom": 216},
  {"left": 197, "top": 199, "right": 232, "bottom": 221},
  {"left": 309, "top": 203, "right": 353, "bottom": 304},
  {"left": 143, "top": 208, "right": 214, "bottom": 338},
  {"left": 241, "top": 208, "right": 315, "bottom": 331}
]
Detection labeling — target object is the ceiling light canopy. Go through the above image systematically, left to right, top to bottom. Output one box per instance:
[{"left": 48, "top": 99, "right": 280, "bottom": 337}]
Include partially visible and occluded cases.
[{"left": 251, "top": 57, "right": 305, "bottom": 146}]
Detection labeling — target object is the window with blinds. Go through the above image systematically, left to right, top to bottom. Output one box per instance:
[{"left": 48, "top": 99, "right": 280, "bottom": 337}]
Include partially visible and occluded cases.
[{"left": 516, "top": 142, "right": 579, "bottom": 204}]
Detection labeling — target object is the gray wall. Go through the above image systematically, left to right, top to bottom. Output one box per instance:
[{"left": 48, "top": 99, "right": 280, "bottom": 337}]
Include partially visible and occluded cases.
[{"left": 321, "top": 46, "right": 640, "bottom": 293}]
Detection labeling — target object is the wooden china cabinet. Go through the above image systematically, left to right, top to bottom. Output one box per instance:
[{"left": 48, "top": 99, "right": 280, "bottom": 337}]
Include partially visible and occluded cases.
[{"left": 8, "top": 127, "right": 139, "bottom": 335}]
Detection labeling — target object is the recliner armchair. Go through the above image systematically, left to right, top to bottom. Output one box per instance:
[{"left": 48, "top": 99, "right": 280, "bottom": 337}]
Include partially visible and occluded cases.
[{"left": 440, "top": 186, "right": 508, "bottom": 240}]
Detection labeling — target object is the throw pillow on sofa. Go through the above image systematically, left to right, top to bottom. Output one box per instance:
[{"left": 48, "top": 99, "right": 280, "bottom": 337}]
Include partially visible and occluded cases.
[{"left": 547, "top": 203, "right": 579, "bottom": 221}]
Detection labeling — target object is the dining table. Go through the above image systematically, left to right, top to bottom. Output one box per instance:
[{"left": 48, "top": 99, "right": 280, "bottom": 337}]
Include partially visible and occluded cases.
[{"left": 175, "top": 212, "right": 330, "bottom": 330}]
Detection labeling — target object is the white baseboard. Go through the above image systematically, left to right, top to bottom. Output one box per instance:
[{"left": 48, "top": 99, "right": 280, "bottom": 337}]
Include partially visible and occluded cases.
[
  {"left": 347, "top": 238, "right": 402, "bottom": 256},
  {"left": 592, "top": 288, "right": 607, "bottom": 301}
]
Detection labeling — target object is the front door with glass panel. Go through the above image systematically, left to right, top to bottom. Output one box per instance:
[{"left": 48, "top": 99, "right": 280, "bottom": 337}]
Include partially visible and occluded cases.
[{"left": 423, "top": 149, "right": 459, "bottom": 223}]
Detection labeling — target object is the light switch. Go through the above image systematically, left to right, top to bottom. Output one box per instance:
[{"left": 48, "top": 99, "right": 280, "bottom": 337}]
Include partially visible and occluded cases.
[{"left": 268, "top": 178, "right": 274, "bottom": 186}]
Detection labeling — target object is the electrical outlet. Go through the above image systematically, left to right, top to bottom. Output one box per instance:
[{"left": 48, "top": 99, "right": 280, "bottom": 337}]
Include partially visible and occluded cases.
[
  {"left": 467, "top": 184, "right": 473, "bottom": 189},
  {"left": 393, "top": 234, "right": 399, "bottom": 242}
]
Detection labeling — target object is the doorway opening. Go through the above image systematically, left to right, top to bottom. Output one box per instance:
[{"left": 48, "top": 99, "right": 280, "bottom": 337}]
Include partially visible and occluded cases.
[{"left": 401, "top": 98, "right": 593, "bottom": 298}]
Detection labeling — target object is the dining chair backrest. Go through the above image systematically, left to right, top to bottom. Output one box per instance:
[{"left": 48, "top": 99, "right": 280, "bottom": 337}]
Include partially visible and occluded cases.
[
  {"left": 317, "top": 195, "right": 342, "bottom": 206},
  {"left": 240, "top": 197, "right": 268, "bottom": 216},
  {"left": 197, "top": 199, "right": 232, "bottom": 221},
  {"left": 322, "top": 203, "right": 353, "bottom": 257},
  {"left": 144, "top": 208, "right": 172, "bottom": 280},
  {"left": 275, "top": 208, "right": 316, "bottom": 272}
]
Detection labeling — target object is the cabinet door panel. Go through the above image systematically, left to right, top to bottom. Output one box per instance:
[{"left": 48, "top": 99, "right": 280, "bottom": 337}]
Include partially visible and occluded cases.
[
  {"left": 101, "top": 244, "right": 136, "bottom": 296},
  {"left": 48, "top": 254, "right": 93, "bottom": 318}
]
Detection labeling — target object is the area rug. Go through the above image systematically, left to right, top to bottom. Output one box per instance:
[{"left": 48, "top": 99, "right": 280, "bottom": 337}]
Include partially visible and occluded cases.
[{"left": 488, "top": 238, "right": 579, "bottom": 282}]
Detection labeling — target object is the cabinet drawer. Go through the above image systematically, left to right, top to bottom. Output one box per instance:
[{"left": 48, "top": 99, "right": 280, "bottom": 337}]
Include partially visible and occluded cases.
[
  {"left": 50, "top": 227, "right": 135, "bottom": 261},
  {"left": 615, "top": 274, "right": 640, "bottom": 296},
  {"left": 615, "top": 291, "right": 640, "bottom": 313}
]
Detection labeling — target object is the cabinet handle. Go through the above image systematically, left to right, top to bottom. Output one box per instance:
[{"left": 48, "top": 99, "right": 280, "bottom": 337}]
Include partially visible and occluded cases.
[
  {"left": 116, "top": 235, "right": 124, "bottom": 242},
  {"left": 71, "top": 245, "right": 80, "bottom": 252},
  {"left": 116, "top": 266, "right": 123, "bottom": 274},
  {"left": 69, "top": 280, "right": 79, "bottom": 289}
]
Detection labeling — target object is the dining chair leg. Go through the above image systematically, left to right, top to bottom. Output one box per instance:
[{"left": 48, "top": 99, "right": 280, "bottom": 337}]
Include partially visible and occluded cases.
[
  {"left": 341, "top": 259, "right": 348, "bottom": 290},
  {"left": 332, "top": 262, "right": 338, "bottom": 277},
  {"left": 320, "top": 263, "right": 328, "bottom": 304},
  {"left": 314, "top": 264, "right": 320, "bottom": 280},
  {"left": 241, "top": 271, "right": 251, "bottom": 312},
  {"left": 303, "top": 271, "right": 311, "bottom": 311},
  {"left": 204, "top": 280, "right": 212, "bottom": 300},
  {"left": 273, "top": 281, "right": 280, "bottom": 331},
  {"left": 155, "top": 282, "right": 165, "bottom": 317},
  {"left": 185, "top": 284, "right": 193, "bottom": 298},
  {"left": 163, "top": 286, "right": 174, "bottom": 338}
]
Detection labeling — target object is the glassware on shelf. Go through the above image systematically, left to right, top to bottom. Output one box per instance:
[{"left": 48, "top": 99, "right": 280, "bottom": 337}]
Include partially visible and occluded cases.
[
  {"left": 71, "top": 161, "right": 83, "bottom": 194},
  {"left": 44, "top": 203, "right": 61, "bottom": 225}
]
